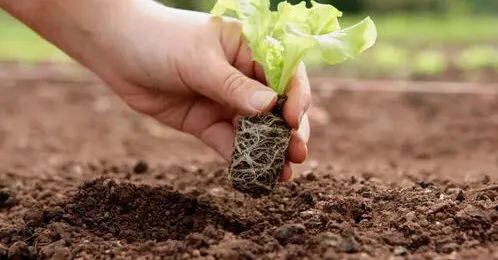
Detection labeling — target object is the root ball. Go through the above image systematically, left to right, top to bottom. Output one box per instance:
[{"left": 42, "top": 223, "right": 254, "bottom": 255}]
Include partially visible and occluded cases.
[{"left": 229, "top": 108, "right": 291, "bottom": 197}]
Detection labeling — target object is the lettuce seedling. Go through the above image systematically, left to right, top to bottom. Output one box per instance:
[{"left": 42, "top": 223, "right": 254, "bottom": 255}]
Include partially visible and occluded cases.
[{"left": 212, "top": 0, "right": 377, "bottom": 197}]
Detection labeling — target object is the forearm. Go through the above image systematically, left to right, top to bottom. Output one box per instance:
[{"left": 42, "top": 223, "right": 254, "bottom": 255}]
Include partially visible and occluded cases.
[{"left": 0, "top": 0, "right": 172, "bottom": 80}]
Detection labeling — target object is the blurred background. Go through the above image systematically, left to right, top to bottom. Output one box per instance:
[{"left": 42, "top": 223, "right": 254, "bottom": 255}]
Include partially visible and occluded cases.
[{"left": 1, "top": 0, "right": 497, "bottom": 82}]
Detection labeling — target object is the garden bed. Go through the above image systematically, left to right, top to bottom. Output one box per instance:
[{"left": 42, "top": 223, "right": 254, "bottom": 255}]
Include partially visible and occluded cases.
[{"left": 1, "top": 67, "right": 497, "bottom": 259}]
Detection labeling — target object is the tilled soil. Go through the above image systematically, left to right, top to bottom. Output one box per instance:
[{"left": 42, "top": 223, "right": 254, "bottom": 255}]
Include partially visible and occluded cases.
[{"left": 1, "top": 66, "right": 498, "bottom": 259}]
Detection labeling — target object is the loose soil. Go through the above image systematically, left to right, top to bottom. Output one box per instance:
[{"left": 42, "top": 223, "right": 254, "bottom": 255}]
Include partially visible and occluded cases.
[{"left": 1, "top": 64, "right": 498, "bottom": 259}]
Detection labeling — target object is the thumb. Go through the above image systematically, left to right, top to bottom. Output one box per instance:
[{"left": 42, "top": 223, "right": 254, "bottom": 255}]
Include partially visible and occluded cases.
[{"left": 196, "top": 60, "right": 277, "bottom": 115}]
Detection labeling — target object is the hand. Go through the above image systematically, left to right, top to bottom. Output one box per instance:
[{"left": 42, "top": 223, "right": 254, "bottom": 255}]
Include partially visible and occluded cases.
[{"left": 1, "top": 0, "right": 310, "bottom": 181}]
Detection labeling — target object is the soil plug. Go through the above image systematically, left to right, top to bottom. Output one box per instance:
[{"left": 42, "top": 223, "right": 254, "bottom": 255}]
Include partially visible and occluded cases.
[
  {"left": 211, "top": 0, "right": 377, "bottom": 196},
  {"left": 230, "top": 97, "right": 291, "bottom": 195}
]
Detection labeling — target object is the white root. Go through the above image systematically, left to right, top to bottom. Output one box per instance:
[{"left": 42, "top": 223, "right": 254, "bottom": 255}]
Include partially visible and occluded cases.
[{"left": 229, "top": 113, "right": 291, "bottom": 196}]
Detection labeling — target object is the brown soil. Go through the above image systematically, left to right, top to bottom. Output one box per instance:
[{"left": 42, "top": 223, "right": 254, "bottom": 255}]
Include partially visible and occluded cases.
[{"left": 1, "top": 64, "right": 498, "bottom": 259}]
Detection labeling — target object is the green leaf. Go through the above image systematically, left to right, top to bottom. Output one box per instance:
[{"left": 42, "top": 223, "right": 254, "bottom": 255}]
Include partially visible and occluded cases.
[
  {"left": 211, "top": 0, "right": 377, "bottom": 95},
  {"left": 211, "top": 0, "right": 239, "bottom": 16},
  {"left": 307, "top": 2, "right": 342, "bottom": 34},
  {"left": 313, "top": 17, "right": 377, "bottom": 65},
  {"left": 276, "top": 34, "right": 316, "bottom": 95}
]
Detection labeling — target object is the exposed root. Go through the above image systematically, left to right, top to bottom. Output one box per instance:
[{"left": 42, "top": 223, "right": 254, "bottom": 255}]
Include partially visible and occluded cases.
[{"left": 229, "top": 109, "right": 291, "bottom": 197}]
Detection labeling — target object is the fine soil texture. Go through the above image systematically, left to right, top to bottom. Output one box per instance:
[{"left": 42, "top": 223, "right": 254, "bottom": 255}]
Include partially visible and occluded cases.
[{"left": 1, "top": 64, "right": 498, "bottom": 259}]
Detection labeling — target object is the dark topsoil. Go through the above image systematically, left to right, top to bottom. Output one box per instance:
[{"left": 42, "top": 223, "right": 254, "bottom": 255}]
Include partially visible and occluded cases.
[{"left": 1, "top": 66, "right": 498, "bottom": 259}]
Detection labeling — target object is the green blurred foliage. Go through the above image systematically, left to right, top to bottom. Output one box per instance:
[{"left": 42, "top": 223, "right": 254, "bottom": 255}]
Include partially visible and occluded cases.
[
  {"left": 1, "top": 0, "right": 497, "bottom": 81},
  {"left": 159, "top": 0, "right": 215, "bottom": 11},
  {"left": 160, "top": 0, "right": 498, "bottom": 14},
  {"left": 0, "top": 13, "right": 70, "bottom": 62},
  {"left": 371, "top": 44, "right": 409, "bottom": 74},
  {"left": 456, "top": 46, "right": 498, "bottom": 71},
  {"left": 413, "top": 50, "right": 448, "bottom": 76}
]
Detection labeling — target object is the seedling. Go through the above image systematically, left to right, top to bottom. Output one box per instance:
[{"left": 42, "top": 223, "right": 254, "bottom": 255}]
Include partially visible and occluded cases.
[{"left": 212, "top": 0, "right": 377, "bottom": 197}]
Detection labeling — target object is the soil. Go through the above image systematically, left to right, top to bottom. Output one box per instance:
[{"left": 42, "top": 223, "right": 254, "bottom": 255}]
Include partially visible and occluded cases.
[{"left": 1, "top": 64, "right": 498, "bottom": 259}]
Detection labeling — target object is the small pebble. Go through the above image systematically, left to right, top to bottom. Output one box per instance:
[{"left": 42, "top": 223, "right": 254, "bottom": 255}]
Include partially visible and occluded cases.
[
  {"left": 418, "top": 181, "right": 431, "bottom": 189},
  {"left": 0, "top": 190, "right": 10, "bottom": 205},
  {"left": 456, "top": 190, "right": 465, "bottom": 202},
  {"left": 301, "top": 192, "right": 314, "bottom": 205},
  {"left": 23, "top": 207, "right": 44, "bottom": 226},
  {"left": 299, "top": 209, "right": 316, "bottom": 219},
  {"left": 405, "top": 211, "right": 416, "bottom": 222},
  {"left": 274, "top": 224, "right": 306, "bottom": 245},
  {"left": 316, "top": 232, "right": 341, "bottom": 248},
  {"left": 338, "top": 236, "right": 359, "bottom": 253},
  {"left": 437, "top": 242, "right": 459, "bottom": 254},
  {"left": 394, "top": 246, "right": 409, "bottom": 256},
  {"left": 53, "top": 247, "right": 72, "bottom": 259}
]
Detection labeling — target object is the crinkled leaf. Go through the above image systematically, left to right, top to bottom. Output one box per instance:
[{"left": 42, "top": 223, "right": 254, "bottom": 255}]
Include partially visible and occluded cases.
[
  {"left": 211, "top": 0, "right": 377, "bottom": 95},
  {"left": 302, "top": 17, "right": 377, "bottom": 65}
]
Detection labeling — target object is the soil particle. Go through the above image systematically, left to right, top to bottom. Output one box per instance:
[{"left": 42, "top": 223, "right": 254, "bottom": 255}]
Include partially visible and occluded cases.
[
  {"left": 133, "top": 160, "right": 149, "bottom": 174},
  {"left": 419, "top": 181, "right": 432, "bottom": 189},
  {"left": 0, "top": 188, "right": 16, "bottom": 208},
  {"left": 0, "top": 189, "right": 10, "bottom": 204},
  {"left": 456, "top": 190, "right": 466, "bottom": 202},
  {"left": 323, "top": 197, "right": 371, "bottom": 223},
  {"left": 455, "top": 205, "right": 491, "bottom": 231},
  {"left": 23, "top": 206, "right": 44, "bottom": 227},
  {"left": 405, "top": 211, "right": 417, "bottom": 222},
  {"left": 274, "top": 223, "right": 306, "bottom": 245},
  {"left": 311, "top": 232, "right": 360, "bottom": 254},
  {"left": 337, "top": 235, "right": 360, "bottom": 253},
  {"left": 207, "top": 238, "right": 261, "bottom": 259},
  {"left": 39, "top": 239, "right": 71, "bottom": 259},
  {"left": 8, "top": 241, "right": 33, "bottom": 260},
  {"left": 436, "top": 242, "right": 459, "bottom": 254},
  {"left": 0, "top": 243, "right": 7, "bottom": 258},
  {"left": 393, "top": 245, "right": 409, "bottom": 256},
  {"left": 52, "top": 247, "right": 72, "bottom": 260}
]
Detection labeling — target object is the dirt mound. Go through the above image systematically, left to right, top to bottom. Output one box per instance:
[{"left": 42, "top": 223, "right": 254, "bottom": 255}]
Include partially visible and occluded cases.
[
  {"left": 2, "top": 173, "right": 497, "bottom": 258},
  {"left": 61, "top": 178, "right": 252, "bottom": 241}
]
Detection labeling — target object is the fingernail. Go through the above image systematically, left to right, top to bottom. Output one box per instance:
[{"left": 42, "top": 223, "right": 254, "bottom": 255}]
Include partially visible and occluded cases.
[{"left": 250, "top": 90, "right": 276, "bottom": 112}]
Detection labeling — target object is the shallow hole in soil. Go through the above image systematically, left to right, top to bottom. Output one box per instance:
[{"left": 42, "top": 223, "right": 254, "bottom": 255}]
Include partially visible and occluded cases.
[{"left": 56, "top": 178, "right": 251, "bottom": 242}]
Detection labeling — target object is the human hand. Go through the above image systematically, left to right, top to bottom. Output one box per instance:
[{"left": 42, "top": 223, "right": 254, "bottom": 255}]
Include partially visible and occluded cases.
[
  {"left": 1, "top": 0, "right": 310, "bottom": 181},
  {"left": 103, "top": 3, "right": 310, "bottom": 181}
]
